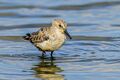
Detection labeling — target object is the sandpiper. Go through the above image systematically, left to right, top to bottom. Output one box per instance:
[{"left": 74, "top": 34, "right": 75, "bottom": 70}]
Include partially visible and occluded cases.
[{"left": 23, "top": 19, "right": 72, "bottom": 57}]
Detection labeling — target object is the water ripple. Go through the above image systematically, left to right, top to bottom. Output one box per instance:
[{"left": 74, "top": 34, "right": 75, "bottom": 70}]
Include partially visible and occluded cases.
[{"left": 44, "top": 1, "right": 120, "bottom": 10}]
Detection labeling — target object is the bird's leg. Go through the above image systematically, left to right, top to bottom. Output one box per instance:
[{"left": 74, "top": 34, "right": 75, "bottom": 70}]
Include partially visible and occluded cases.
[
  {"left": 42, "top": 51, "right": 46, "bottom": 57},
  {"left": 51, "top": 51, "right": 54, "bottom": 58}
]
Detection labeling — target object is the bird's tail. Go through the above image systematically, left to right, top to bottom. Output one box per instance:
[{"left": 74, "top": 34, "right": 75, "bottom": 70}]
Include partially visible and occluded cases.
[{"left": 23, "top": 33, "right": 31, "bottom": 40}]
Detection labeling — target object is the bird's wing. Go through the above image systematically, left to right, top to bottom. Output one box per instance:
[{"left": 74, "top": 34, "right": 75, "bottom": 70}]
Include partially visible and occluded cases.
[{"left": 30, "top": 27, "right": 49, "bottom": 43}]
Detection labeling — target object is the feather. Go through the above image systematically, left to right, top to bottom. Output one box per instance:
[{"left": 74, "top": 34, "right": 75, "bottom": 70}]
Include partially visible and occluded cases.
[{"left": 30, "top": 27, "right": 49, "bottom": 43}]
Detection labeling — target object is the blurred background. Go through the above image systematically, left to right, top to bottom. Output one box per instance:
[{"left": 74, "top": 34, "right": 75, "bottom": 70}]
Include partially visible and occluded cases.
[{"left": 0, "top": 0, "right": 120, "bottom": 80}]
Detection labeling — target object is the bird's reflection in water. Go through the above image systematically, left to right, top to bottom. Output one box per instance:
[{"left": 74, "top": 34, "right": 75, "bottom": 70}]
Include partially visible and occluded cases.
[{"left": 32, "top": 57, "right": 64, "bottom": 80}]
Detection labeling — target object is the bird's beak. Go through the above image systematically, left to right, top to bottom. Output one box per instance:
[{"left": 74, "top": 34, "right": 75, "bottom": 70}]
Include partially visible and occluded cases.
[{"left": 65, "top": 30, "right": 72, "bottom": 39}]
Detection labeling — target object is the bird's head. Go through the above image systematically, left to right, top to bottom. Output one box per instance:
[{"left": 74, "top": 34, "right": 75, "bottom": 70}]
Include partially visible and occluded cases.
[{"left": 52, "top": 19, "right": 72, "bottom": 39}]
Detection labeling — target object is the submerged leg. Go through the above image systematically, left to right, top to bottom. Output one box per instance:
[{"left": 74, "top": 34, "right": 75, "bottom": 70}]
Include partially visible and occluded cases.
[
  {"left": 42, "top": 51, "right": 46, "bottom": 57},
  {"left": 51, "top": 51, "right": 54, "bottom": 57}
]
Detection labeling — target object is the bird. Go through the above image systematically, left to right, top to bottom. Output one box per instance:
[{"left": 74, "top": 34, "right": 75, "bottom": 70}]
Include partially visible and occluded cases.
[{"left": 23, "top": 19, "right": 72, "bottom": 58}]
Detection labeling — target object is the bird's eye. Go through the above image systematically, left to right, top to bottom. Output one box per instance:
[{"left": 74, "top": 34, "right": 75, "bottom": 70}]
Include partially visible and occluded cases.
[{"left": 59, "top": 24, "right": 63, "bottom": 28}]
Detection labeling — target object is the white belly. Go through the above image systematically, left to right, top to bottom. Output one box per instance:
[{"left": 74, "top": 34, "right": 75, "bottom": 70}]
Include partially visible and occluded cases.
[{"left": 35, "top": 35, "right": 66, "bottom": 51}]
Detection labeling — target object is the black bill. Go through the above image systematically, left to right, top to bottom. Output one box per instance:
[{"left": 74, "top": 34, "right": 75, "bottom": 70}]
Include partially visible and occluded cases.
[{"left": 65, "top": 30, "right": 72, "bottom": 39}]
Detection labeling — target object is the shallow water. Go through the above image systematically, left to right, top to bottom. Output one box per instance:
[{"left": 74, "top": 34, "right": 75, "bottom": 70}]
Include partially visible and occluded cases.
[{"left": 0, "top": 0, "right": 120, "bottom": 80}]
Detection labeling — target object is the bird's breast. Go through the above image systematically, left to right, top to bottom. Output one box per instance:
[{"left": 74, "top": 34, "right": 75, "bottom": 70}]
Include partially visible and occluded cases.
[
  {"left": 36, "top": 34, "right": 66, "bottom": 51},
  {"left": 52, "top": 36, "right": 66, "bottom": 50}
]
